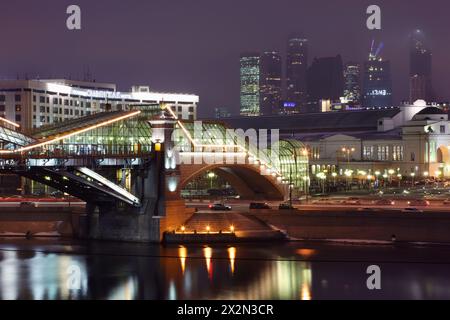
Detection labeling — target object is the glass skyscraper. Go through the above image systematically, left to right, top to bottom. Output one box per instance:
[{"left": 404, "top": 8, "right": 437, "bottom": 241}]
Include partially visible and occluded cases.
[
  {"left": 410, "top": 29, "right": 433, "bottom": 103},
  {"left": 286, "top": 35, "right": 308, "bottom": 113},
  {"left": 362, "top": 42, "right": 393, "bottom": 108},
  {"left": 260, "top": 51, "right": 282, "bottom": 115},
  {"left": 240, "top": 53, "right": 260, "bottom": 116},
  {"left": 343, "top": 62, "right": 361, "bottom": 103}
]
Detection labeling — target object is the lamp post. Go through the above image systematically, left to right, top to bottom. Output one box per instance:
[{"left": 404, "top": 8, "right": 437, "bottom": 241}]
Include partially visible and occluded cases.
[
  {"left": 342, "top": 147, "right": 355, "bottom": 164},
  {"left": 208, "top": 172, "right": 215, "bottom": 189},
  {"left": 410, "top": 172, "right": 416, "bottom": 186}
]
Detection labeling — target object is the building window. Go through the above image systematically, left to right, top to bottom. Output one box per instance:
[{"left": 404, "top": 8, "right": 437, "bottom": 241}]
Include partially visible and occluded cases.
[
  {"left": 0, "top": 95, "right": 6, "bottom": 102},
  {"left": 15, "top": 95, "right": 21, "bottom": 102},
  {"left": 39, "top": 96, "right": 45, "bottom": 103},
  {"left": 53, "top": 98, "right": 59, "bottom": 104},
  {"left": 64, "top": 100, "right": 69, "bottom": 106},
  {"left": 0, "top": 105, "right": 5, "bottom": 112},
  {"left": 15, "top": 105, "right": 21, "bottom": 112},
  {"left": 40, "top": 106, "right": 46, "bottom": 113},
  {"left": 189, "top": 106, "right": 194, "bottom": 112},
  {"left": 15, "top": 115, "right": 21, "bottom": 122},
  {"left": 440, "top": 125, "right": 446, "bottom": 134},
  {"left": 377, "top": 145, "right": 389, "bottom": 161},
  {"left": 363, "top": 146, "right": 375, "bottom": 160},
  {"left": 393, "top": 146, "right": 404, "bottom": 161},
  {"left": 411, "top": 152, "right": 415, "bottom": 162}
]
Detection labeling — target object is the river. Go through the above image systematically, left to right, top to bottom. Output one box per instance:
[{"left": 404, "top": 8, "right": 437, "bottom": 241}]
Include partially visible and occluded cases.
[{"left": 0, "top": 238, "right": 449, "bottom": 300}]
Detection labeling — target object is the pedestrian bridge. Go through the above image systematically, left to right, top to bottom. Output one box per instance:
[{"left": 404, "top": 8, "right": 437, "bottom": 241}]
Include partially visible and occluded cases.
[{"left": 0, "top": 106, "right": 308, "bottom": 241}]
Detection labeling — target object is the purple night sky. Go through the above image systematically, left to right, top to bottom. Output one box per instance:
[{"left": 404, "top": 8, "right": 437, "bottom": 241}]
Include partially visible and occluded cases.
[{"left": 1, "top": 0, "right": 449, "bottom": 117}]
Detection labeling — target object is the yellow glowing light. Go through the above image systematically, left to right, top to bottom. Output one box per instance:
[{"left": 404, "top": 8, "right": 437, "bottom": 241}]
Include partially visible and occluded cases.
[
  {"left": 0, "top": 117, "right": 20, "bottom": 128},
  {"left": 155, "top": 142, "right": 161, "bottom": 152},
  {"left": 180, "top": 225, "right": 186, "bottom": 233},
  {"left": 206, "top": 225, "right": 211, "bottom": 233},
  {"left": 230, "top": 225, "right": 235, "bottom": 233},
  {"left": 179, "top": 246, "right": 187, "bottom": 274},
  {"left": 204, "top": 247, "right": 213, "bottom": 279},
  {"left": 228, "top": 247, "right": 236, "bottom": 274},
  {"left": 301, "top": 283, "right": 312, "bottom": 300}
]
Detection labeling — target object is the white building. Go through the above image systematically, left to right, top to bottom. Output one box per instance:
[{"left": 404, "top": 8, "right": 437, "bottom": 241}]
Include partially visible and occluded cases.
[
  {"left": 0, "top": 79, "right": 199, "bottom": 132},
  {"left": 223, "top": 100, "right": 450, "bottom": 179}
]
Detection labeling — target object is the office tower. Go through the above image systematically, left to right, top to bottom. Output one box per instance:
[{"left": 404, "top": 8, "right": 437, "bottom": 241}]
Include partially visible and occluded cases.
[
  {"left": 410, "top": 29, "right": 433, "bottom": 103},
  {"left": 286, "top": 35, "right": 308, "bottom": 112},
  {"left": 362, "top": 41, "right": 393, "bottom": 108},
  {"left": 260, "top": 51, "right": 282, "bottom": 115},
  {"left": 240, "top": 53, "right": 260, "bottom": 116},
  {"left": 307, "top": 55, "right": 344, "bottom": 106},
  {"left": 343, "top": 62, "right": 361, "bottom": 103}
]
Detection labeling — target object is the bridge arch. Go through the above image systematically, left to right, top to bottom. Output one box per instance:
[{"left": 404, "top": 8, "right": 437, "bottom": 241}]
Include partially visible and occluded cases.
[{"left": 179, "top": 163, "right": 286, "bottom": 200}]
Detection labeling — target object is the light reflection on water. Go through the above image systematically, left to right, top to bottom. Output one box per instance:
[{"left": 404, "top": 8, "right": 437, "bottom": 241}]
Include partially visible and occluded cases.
[{"left": 0, "top": 241, "right": 449, "bottom": 300}]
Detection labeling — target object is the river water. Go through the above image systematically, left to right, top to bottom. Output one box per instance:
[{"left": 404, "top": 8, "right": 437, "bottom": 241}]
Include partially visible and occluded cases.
[{"left": 0, "top": 238, "right": 449, "bottom": 300}]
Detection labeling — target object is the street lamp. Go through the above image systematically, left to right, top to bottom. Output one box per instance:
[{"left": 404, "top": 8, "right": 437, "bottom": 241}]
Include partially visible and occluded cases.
[
  {"left": 342, "top": 147, "right": 356, "bottom": 164},
  {"left": 208, "top": 172, "right": 215, "bottom": 189},
  {"left": 316, "top": 172, "right": 326, "bottom": 194},
  {"left": 331, "top": 172, "right": 338, "bottom": 186},
  {"left": 410, "top": 172, "right": 416, "bottom": 186}
]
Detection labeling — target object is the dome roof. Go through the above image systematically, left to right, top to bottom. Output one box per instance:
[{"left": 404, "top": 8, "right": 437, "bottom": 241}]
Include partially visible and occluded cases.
[{"left": 416, "top": 107, "right": 446, "bottom": 115}]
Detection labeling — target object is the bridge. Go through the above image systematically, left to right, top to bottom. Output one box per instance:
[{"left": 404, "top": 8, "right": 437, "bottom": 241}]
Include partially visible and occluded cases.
[{"left": 0, "top": 105, "right": 308, "bottom": 242}]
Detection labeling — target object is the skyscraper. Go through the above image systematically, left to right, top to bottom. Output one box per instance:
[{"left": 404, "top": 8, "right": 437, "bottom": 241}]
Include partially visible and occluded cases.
[
  {"left": 410, "top": 29, "right": 433, "bottom": 103},
  {"left": 286, "top": 35, "right": 308, "bottom": 112},
  {"left": 362, "top": 41, "right": 393, "bottom": 108},
  {"left": 260, "top": 51, "right": 282, "bottom": 115},
  {"left": 240, "top": 53, "right": 260, "bottom": 116},
  {"left": 306, "top": 55, "right": 344, "bottom": 105},
  {"left": 343, "top": 62, "right": 361, "bottom": 104}
]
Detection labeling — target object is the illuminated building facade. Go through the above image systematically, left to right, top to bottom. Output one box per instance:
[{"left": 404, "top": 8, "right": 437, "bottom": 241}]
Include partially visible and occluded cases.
[
  {"left": 410, "top": 29, "right": 433, "bottom": 103},
  {"left": 286, "top": 35, "right": 308, "bottom": 113},
  {"left": 362, "top": 42, "right": 393, "bottom": 108},
  {"left": 260, "top": 51, "right": 282, "bottom": 115},
  {"left": 240, "top": 53, "right": 260, "bottom": 116},
  {"left": 343, "top": 62, "right": 361, "bottom": 104},
  {"left": 0, "top": 79, "right": 199, "bottom": 132},
  {"left": 223, "top": 100, "right": 450, "bottom": 179}
]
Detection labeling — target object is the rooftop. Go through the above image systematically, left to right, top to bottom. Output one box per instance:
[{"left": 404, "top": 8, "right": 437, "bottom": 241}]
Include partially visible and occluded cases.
[{"left": 219, "top": 109, "right": 402, "bottom": 133}]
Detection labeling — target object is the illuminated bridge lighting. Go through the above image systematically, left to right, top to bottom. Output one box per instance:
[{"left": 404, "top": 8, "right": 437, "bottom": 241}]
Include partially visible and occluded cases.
[
  {"left": 0, "top": 110, "right": 141, "bottom": 154},
  {"left": 0, "top": 117, "right": 20, "bottom": 128}
]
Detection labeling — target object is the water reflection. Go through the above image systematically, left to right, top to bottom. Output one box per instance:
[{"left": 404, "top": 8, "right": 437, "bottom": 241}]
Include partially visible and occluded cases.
[
  {"left": 0, "top": 240, "right": 450, "bottom": 300},
  {"left": 178, "top": 246, "right": 187, "bottom": 275},
  {"left": 203, "top": 246, "right": 212, "bottom": 280},
  {"left": 228, "top": 247, "right": 236, "bottom": 275}
]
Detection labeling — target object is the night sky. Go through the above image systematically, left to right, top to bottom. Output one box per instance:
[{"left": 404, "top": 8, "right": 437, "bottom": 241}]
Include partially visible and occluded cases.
[{"left": 1, "top": 0, "right": 449, "bottom": 117}]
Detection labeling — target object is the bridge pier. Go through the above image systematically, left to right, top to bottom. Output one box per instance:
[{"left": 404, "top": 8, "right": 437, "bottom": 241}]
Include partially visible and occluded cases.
[{"left": 76, "top": 113, "right": 194, "bottom": 242}]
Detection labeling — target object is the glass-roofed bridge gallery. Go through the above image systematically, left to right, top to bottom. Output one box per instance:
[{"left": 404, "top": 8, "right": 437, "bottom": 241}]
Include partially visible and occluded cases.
[{"left": 0, "top": 104, "right": 309, "bottom": 199}]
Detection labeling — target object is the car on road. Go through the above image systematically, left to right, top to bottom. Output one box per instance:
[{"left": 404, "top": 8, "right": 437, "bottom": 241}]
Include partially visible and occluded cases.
[
  {"left": 343, "top": 199, "right": 362, "bottom": 205},
  {"left": 374, "top": 199, "right": 395, "bottom": 206},
  {"left": 407, "top": 199, "right": 430, "bottom": 207},
  {"left": 19, "top": 201, "right": 37, "bottom": 208},
  {"left": 249, "top": 202, "right": 271, "bottom": 209},
  {"left": 279, "top": 202, "right": 295, "bottom": 210},
  {"left": 208, "top": 203, "right": 232, "bottom": 211},
  {"left": 402, "top": 207, "right": 424, "bottom": 213}
]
